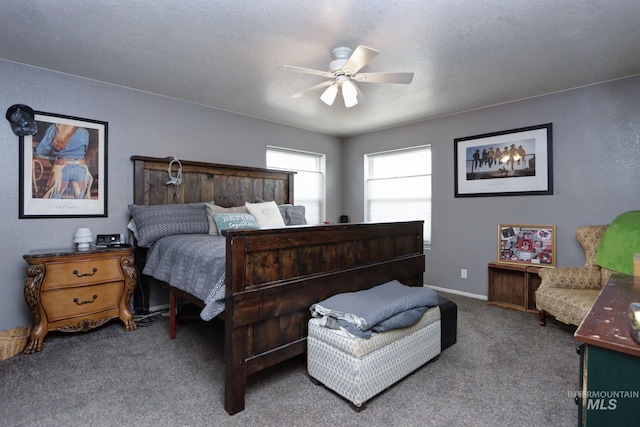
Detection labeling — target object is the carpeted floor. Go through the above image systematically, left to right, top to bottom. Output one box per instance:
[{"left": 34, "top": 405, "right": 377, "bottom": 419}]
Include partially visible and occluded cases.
[{"left": 0, "top": 292, "right": 579, "bottom": 427}]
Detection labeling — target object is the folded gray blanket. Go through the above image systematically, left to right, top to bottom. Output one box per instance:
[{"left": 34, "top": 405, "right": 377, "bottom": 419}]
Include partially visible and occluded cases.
[{"left": 310, "top": 280, "right": 439, "bottom": 338}]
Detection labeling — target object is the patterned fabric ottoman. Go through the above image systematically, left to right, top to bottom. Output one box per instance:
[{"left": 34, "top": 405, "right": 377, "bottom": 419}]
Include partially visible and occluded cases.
[{"left": 307, "top": 305, "right": 441, "bottom": 410}]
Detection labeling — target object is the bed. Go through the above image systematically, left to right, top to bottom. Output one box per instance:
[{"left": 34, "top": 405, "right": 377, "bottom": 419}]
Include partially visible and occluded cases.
[{"left": 130, "top": 155, "right": 426, "bottom": 415}]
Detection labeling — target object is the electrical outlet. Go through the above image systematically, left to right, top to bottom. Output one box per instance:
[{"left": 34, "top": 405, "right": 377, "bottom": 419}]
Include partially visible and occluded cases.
[{"left": 461, "top": 269, "right": 467, "bottom": 279}]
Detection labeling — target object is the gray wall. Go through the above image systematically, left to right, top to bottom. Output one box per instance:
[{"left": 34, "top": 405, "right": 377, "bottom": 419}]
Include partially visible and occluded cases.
[
  {"left": 1, "top": 57, "right": 638, "bottom": 332},
  {"left": 0, "top": 60, "right": 342, "bottom": 331},
  {"left": 342, "top": 76, "right": 640, "bottom": 297}
]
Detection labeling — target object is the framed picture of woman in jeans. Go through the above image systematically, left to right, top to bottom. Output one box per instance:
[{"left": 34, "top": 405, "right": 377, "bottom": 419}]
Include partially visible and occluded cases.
[{"left": 19, "top": 111, "right": 107, "bottom": 218}]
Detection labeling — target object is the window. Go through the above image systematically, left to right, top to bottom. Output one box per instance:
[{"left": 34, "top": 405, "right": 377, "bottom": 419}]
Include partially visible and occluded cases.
[
  {"left": 266, "top": 146, "right": 325, "bottom": 224},
  {"left": 365, "top": 146, "right": 432, "bottom": 245}
]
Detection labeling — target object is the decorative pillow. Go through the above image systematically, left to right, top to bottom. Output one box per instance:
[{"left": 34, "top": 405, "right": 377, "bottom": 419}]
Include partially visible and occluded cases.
[
  {"left": 254, "top": 198, "right": 306, "bottom": 226},
  {"left": 245, "top": 201, "right": 286, "bottom": 228},
  {"left": 128, "top": 203, "right": 209, "bottom": 247},
  {"left": 204, "top": 203, "right": 249, "bottom": 235},
  {"left": 279, "top": 204, "right": 307, "bottom": 225},
  {"left": 212, "top": 213, "right": 259, "bottom": 235}
]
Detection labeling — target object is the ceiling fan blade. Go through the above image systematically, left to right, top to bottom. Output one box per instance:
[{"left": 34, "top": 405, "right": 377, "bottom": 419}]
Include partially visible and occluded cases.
[
  {"left": 343, "top": 45, "right": 379, "bottom": 74},
  {"left": 279, "top": 65, "right": 333, "bottom": 78},
  {"left": 352, "top": 72, "right": 414, "bottom": 84},
  {"left": 290, "top": 80, "right": 334, "bottom": 98}
]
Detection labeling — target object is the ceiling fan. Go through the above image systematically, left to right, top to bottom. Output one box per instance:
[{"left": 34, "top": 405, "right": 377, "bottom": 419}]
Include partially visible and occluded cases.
[{"left": 280, "top": 45, "right": 414, "bottom": 108}]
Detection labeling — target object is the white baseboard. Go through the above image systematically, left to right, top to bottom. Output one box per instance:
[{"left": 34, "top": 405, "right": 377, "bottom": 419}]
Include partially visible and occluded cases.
[
  {"left": 424, "top": 284, "right": 487, "bottom": 301},
  {"left": 148, "top": 301, "right": 197, "bottom": 313},
  {"left": 148, "top": 303, "right": 170, "bottom": 313}
]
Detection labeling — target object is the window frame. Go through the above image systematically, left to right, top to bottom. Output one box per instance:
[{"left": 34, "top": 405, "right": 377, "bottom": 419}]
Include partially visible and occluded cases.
[
  {"left": 266, "top": 145, "right": 326, "bottom": 224},
  {"left": 364, "top": 145, "right": 432, "bottom": 247}
]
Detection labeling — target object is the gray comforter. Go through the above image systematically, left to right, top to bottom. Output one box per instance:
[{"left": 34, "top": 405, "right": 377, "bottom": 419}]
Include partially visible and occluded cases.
[
  {"left": 142, "top": 234, "right": 227, "bottom": 320},
  {"left": 310, "top": 280, "right": 439, "bottom": 338}
]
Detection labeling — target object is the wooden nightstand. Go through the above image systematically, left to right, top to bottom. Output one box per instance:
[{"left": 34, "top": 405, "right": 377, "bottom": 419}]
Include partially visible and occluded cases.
[{"left": 23, "top": 246, "right": 138, "bottom": 354}]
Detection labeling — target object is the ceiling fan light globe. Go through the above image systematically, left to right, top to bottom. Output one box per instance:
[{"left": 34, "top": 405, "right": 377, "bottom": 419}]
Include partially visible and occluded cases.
[
  {"left": 341, "top": 80, "right": 358, "bottom": 108},
  {"left": 320, "top": 84, "right": 338, "bottom": 106}
]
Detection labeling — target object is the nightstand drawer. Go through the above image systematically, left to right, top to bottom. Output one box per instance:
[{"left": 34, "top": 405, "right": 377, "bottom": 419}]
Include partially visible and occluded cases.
[
  {"left": 43, "top": 258, "right": 123, "bottom": 289},
  {"left": 41, "top": 282, "right": 124, "bottom": 321}
]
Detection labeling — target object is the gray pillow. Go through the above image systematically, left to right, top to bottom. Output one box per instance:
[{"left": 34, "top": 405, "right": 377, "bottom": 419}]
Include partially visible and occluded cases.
[
  {"left": 128, "top": 203, "right": 209, "bottom": 247},
  {"left": 279, "top": 204, "right": 307, "bottom": 225}
]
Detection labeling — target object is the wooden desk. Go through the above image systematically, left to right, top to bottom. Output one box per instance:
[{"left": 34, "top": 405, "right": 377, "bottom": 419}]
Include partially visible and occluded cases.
[{"left": 574, "top": 273, "right": 640, "bottom": 426}]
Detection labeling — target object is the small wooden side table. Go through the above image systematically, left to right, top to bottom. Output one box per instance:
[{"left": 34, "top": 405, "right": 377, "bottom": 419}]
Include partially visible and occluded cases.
[
  {"left": 23, "top": 246, "right": 138, "bottom": 354},
  {"left": 487, "top": 262, "right": 542, "bottom": 314}
]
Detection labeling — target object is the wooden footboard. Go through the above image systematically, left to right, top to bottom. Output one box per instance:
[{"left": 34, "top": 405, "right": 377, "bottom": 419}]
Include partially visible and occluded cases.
[{"left": 222, "top": 221, "right": 424, "bottom": 414}]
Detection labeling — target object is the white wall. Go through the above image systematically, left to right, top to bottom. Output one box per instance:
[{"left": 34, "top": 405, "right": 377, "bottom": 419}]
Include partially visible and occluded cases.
[
  {"left": 0, "top": 60, "right": 342, "bottom": 331},
  {"left": 342, "top": 76, "right": 640, "bottom": 297}
]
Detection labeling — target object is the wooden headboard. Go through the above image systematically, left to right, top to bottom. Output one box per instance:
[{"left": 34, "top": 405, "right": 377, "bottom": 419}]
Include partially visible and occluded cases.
[
  {"left": 131, "top": 155, "right": 295, "bottom": 207},
  {"left": 131, "top": 155, "right": 295, "bottom": 312}
]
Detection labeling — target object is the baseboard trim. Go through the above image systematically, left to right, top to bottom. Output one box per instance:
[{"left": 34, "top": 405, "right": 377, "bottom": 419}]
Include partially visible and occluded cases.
[
  {"left": 425, "top": 284, "right": 487, "bottom": 301},
  {"left": 149, "top": 303, "right": 170, "bottom": 313}
]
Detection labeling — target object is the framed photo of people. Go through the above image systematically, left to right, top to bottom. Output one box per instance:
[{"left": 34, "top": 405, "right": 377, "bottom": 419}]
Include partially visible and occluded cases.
[
  {"left": 19, "top": 111, "right": 108, "bottom": 218},
  {"left": 454, "top": 123, "right": 553, "bottom": 197},
  {"left": 498, "top": 224, "right": 556, "bottom": 267}
]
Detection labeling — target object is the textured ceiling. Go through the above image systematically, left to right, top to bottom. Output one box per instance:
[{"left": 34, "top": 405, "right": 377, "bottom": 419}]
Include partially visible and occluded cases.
[{"left": 1, "top": 0, "right": 640, "bottom": 137}]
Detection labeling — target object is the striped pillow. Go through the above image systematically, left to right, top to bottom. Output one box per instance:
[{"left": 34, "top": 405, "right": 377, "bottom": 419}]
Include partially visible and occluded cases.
[{"left": 128, "top": 203, "right": 209, "bottom": 247}]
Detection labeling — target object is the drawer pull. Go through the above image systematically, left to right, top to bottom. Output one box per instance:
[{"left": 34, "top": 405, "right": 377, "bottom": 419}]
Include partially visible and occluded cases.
[
  {"left": 73, "top": 268, "right": 98, "bottom": 278},
  {"left": 73, "top": 295, "right": 98, "bottom": 305}
]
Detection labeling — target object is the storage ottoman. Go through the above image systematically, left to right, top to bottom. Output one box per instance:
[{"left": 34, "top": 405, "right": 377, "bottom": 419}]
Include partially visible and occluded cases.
[{"left": 307, "top": 304, "right": 442, "bottom": 410}]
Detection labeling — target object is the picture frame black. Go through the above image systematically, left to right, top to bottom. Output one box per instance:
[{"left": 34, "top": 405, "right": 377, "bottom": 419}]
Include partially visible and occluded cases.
[
  {"left": 19, "top": 111, "right": 108, "bottom": 218},
  {"left": 454, "top": 123, "right": 553, "bottom": 197}
]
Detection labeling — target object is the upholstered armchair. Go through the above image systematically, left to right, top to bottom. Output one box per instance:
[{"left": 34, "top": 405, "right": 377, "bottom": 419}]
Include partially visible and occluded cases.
[{"left": 535, "top": 225, "right": 612, "bottom": 327}]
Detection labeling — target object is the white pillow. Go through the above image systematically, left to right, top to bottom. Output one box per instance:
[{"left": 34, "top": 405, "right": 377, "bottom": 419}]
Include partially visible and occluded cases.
[{"left": 245, "top": 201, "right": 286, "bottom": 228}]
